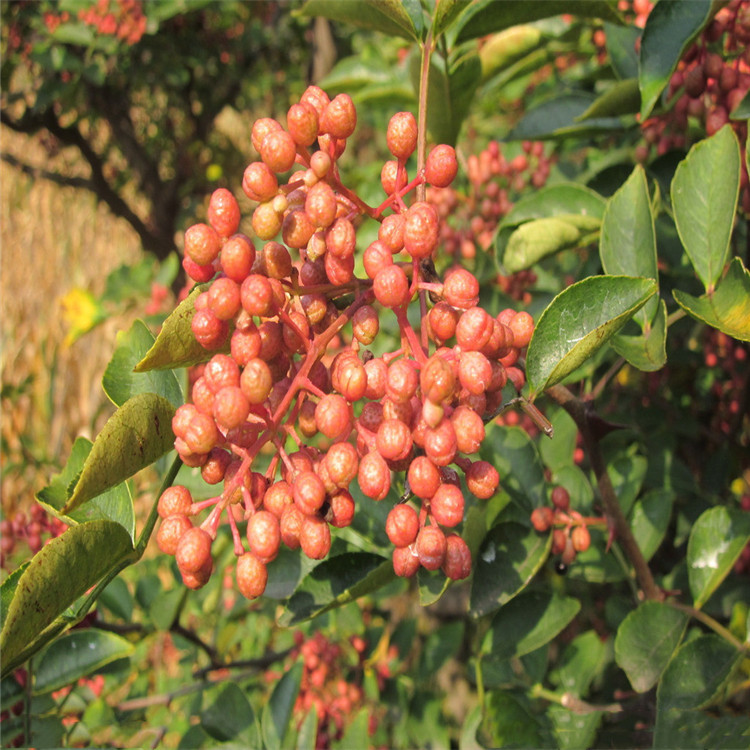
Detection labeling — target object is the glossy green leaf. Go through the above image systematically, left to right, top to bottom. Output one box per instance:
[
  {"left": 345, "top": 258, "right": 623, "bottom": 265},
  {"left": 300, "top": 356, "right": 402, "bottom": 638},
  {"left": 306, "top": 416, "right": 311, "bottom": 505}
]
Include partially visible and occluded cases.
[
  {"left": 295, "top": 0, "right": 419, "bottom": 40},
  {"left": 432, "top": 0, "right": 471, "bottom": 37},
  {"left": 454, "top": 0, "right": 622, "bottom": 43},
  {"left": 639, "top": 0, "right": 716, "bottom": 118},
  {"left": 605, "top": 22, "right": 640, "bottom": 80},
  {"left": 478, "top": 25, "right": 542, "bottom": 80},
  {"left": 415, "top": 50, "right": 481, "bottom": 146},
  {"left": 318, "top": 55, "right": 395, "bottom": 93},
  {"left": 577, "top": 77, "right": 641, "bottom": 120},
  {"left": 731, "top": 87, "right": 750, "bottom": 118},
  {"left": 507, "top": 92, "right": 627, "bottom": 141},
  {"left": 671, "top": 125, "right": 740, "bottom": 291},
  {"left": 600, "top": 165, "right": 658, "bottom": 326},
  {"left": 495, "top": 183, "right": 605, "bottom": 265},
  {"left": 503, "top": 217, "right": 583, "bottom": 274},
  {"left": 673, "top": 257, "right": 750, "bottom": 342},
  {"left": 526, "top": 275, "right": 657, "bottom": 397},
  {"left": 134, "top": 284, "right": 217, "bottom": 372},
  {"left": 611, "top": 297, "right": 667, "bottom": 371},
  {"left": 102, "top": 319, "right": 183, "bottom": 408},
  {"left": 63, "top": 393, "right": 175, "bottom": 513},
  {"left": 539, "top": 406, "right": 577, "bottom": 471},
  {"left": 482, "top": 424, "right": 546, "bottom": 513},
  {"left": 36, "top": 437, "right": 135, "bottom": 541},
  {"left": 607, "top": 452, "right": 647, "bottom": 518},
  {"left": 630, "top": 488, "right": 674, "bottom": 562},
  {"left": 687, "top": 506, "right": 750, "bottom": 609},
  {"left": 0, "top": 521, "right": 134, "bottom": 676},
  {"left": 470, "top": 522, "right": 552, "bottom": 618},
  {"left": 567, "top": 527, "right": 625, "bottom": 583},
  {"left": 278, "top": 553, "right": 393, "bottom": 626},
  {"left": 0, "top": 564, "right": 28, "bottom": 634},
  {"left": 98, "top": 577, "right": 133, "bottom": 622},
  {"left": 482, "top": 590, "right": 580, "bottom": 661},
  {"left": 614, "top": 601, "right": 688, "bottom": 693},
  {"left": 34, "top": 630, "right": 133, "bottom": 694},
  {"left": 551, "top": 630, "right": 608, "bottom": 696},
  {"left": 657, "top": 634, "right": 741, "bottom": 711},
  {"left": 262, "top": 661, "right": 303, "bottom": 750},
  {"left": 202, "top": 682, "right": 260, "bottom": 744},
  {"left": 482, "top": 692, "right": 549, "bottom": 748},
  {"left": 654, "top": 706, "right": 750, "bottom": 750},
  {"left": 548, "top": 707, "right": 602, "bottom": 750},
  {"left": 296, "top": 708, "right": 318, "bottom": 750},
  {"left": 333, "top": 708, "right": 369, "bottom": 750}
]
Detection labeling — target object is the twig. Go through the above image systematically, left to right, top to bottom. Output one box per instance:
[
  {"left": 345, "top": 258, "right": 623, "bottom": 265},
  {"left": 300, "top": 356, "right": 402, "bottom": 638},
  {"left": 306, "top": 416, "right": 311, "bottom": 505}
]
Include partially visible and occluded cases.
[
  {"left": 545, "top": 384, "right": 662, "bottom": 601},
  {"left": 666, "top": 600, "right": 746, "bottom": 651}
]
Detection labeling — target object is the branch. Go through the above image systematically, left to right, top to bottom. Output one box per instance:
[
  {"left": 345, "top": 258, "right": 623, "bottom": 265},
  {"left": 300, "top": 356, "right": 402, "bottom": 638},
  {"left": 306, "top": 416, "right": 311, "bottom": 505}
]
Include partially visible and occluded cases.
[
  {"left": 1, "top": 108, "right": 174, "bottom": 258},
  {"left": 545, "top": 384, "right": 663, "bottom": 602}
]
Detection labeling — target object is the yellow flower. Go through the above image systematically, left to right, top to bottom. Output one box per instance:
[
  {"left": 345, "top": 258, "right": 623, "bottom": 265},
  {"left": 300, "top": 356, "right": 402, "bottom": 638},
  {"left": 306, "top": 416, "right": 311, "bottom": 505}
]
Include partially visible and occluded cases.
[{"left": 60, "top": 288, "right": 106, "bottom": 346}]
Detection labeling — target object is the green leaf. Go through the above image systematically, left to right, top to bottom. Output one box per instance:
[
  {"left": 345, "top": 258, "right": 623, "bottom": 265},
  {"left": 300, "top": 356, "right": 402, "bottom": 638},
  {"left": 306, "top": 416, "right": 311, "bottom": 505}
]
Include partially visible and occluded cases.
[
  {"left": 295, "top": 0, "right": 420, "bottom": 41},
  {"left": 432, "top": 0, "right": 472, "bottom": 37},
  {"left": 454, "top": 0, "right": 623, "bottom": 44},
  {"left": 639, "top": 0, "right": 716, "bottom": 118},
  {"left": 604, "top": 22, "right": 640, "bottom": 80},
  {"left": 478, "top": 25, "right": 542, "bottom": 80},
  {"left": 414, "top": 49, "right": 481, "bottom": 146},
  {"left": 576, "top": 77, "right": 641, "bottom": 120},
  {"left": 731, "top": 87, "right": 750, "bottom": 118},
  {"left": 507, "top": 92, "right": 627, "bottom": 141},
  {"left": 671, "top": 125, "right": 740, "bottom": 291},
  {"left": 600, "top": 165, "right": 658, "bottom": 326},
  {"left": 495, "top": 183, "right": 606, "bottom": 264},
  {"left": 503, "top": 217, "right": 583, "bottom": 274},
  {"left": 673, "top": 257, "right": 750, "bottom": 342},
  {"left": 525, "top": 275, "right": 658, "bottom": 397},
  {"left": 134, "top": 284, "right": 218, "bottom": 372},
  {"left": 611, "top": 298, "right": 667, "bottom": 372},
  {"left": 102, "top": 319, "right": 183, "bottom": 408},
  {"left": 63, "top": 393, "right": 175, "bottom": 513},
  {"left": 539, "top": 406, "right": 577, "bottom": 471},
  {"left": 482, "top": 424, "right": 546, "bottom": 513},
  {"left": 36, "top": 437, "right": 136, "bottom": 541},
  {"left": 606, "top": 452, "right": 647, "bottom": 518},
  {"left": 630, "top": 488, "right": 674, "bottom": 561},
  {"left": 687, "top": 506, "right": 750, "bottom": 609},
  {"left": 0, "top": 521, "right": 134, "bottom": 677},
  {"left": 470, "top": 522, "right": 552, "bottom": 618},
  {"left": 277, "top": 553, "right": 393, "bottom": 626},
  {"left": 0, "top": 564, "right": 29, "bottom": 634},
  {"left": 97, "top": 577, "right": 133, "bottom": 622},
  {"left": 482, "top": 590, "right": 580, "bottom": 661},
  {"left": 614, "top": 601, "right": 688, "bottom": 693},
  {"left": 34, "top": 630, "right": 134, "bottom": 694},
  {"left": 551, "top": 630, "right": 608, "bottom": 696},
  {"left": 657, "top": 634, "right": 741, "bottom": 712},
  {"left": 262, "top": 661, "right": 303, "bottom": 750},
  {"left": 202, "top": 682, "right": 260, "bottom": 744},
  {"left": 482, "top": 691, "right": 549, "bottom": 748},
  {"left": 459, "top": 704, "right": 484, "bottom": 750},
  {"left": 548, "top": 707, "right": 602, "bottom": 750},
  {"left": 654, "top": 707, "right": 750, "bottom": 750},
  {"left": 296, "top": 708, "right": 318, "bottom": 750},
  {"left": 333, "top": 708, "right": 370, "bottom": 750}
]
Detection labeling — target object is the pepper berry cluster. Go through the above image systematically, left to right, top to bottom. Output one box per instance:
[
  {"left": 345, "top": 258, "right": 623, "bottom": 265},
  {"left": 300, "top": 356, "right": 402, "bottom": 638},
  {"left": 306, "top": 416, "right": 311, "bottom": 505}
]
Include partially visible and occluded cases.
[
  {"left": 638, "top": 0, "right": 750, "bottom": 211},
  {"left": 156, "top": 86, "right": 535, "bottom": 598},
  {"left": 530, "top": 486, "right": 596, "bottom": 571},
  {"left": 0, "top": 504, "right": 66, "bottom": 570}
]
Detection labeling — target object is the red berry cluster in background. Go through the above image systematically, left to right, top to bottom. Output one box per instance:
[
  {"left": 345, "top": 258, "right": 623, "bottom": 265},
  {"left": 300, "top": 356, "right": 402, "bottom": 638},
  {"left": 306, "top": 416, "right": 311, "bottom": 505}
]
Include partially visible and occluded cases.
[
  {"left": 77, "top": 0, "right": 147, "bottom": 45},
  {"left": 638, "top": 0, "right": 750, "bottom": 211},
  {"left": 156, "top": 87, "right": 537, "bottom": 598},
  {"left": 427, "top": 139, "right": 552, "bottom": 304},
  {"left": 702, "top": 329, "right": 749, "bottom": 437},
  {"left": 530, "top": 486, "right": 599, "bottom": 572},
  {"left": 0, "top": 504, "right": 66, "bottom": 569},
  {"left": 269, "top": 631, "right": 394, "bottom": 749}
]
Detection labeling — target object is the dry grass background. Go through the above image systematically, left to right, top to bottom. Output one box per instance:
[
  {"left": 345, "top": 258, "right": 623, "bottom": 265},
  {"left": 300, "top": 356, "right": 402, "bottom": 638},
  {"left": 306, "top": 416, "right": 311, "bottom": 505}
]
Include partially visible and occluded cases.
[{"left": 1, "top": 128, "right": 146, "bottom": 517}]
